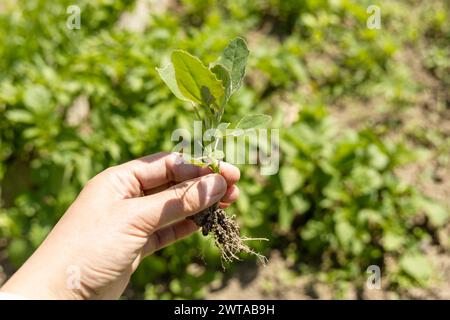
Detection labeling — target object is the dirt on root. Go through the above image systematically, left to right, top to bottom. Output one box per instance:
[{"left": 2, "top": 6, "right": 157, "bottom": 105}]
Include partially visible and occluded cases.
[{"left": 188, "top": 203, "right": 267, "bottom": 266}]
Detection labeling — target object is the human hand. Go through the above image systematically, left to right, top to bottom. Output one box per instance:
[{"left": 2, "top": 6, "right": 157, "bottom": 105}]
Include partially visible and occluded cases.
[{"left": 0, "top": 152, "right": 240, "bottom": 299}]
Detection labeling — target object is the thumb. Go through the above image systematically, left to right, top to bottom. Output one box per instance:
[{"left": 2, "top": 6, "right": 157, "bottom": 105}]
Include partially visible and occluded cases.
[{"left": 125, "top": 173, "right": 227, "bottom": 232}]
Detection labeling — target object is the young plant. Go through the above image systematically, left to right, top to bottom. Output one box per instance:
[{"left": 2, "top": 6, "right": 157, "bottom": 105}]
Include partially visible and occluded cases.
[{"left": 157, "top": 37, "right": 270, "bottom": 265}]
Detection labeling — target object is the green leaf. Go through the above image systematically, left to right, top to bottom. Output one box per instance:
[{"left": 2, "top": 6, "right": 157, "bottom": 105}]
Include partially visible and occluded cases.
[
  {"left": 219, "top": 37, "right": 249, "bottom": 93},
  {"left": 171, "top": 50, "right": 224, "bottom": 105},
  {"left": 156, "top": 62, "right": 190, "bottom": 102},
  {"left": 211, "top": 64, "right": 231, "bottom": 105},
  {"left": 23, "top": 85, "right": 51, "bottom": 113},
  {"left": 200, "top": 86, "right": 215, "bottom": 107},
  {"left": 5, "top": 109, "right": 34, "bottom": 123},
  {"left": 236, "top": 114, "right": 271, "bottom": 130},
  {"left": 217, "top": 122, "right": 230, "bottom": 135},
  {"left": 368, "top": 144, "right": 389, "bottom": 170},
  {"left": 279, "top": 166, "right": 304, "bottom": 195},
  {"left": 348, "top": 166, "right": 383, "bottom": 195},
  {"left": 290, "top": 195, "right": 310, "bottom": 213},
  {"left": 417, "top": 198, "right": 449, "bottom": 227},
  {"left": 279, "top": 200, "right": 293, "bottom": 232},
  {"left": 335, "top": 220, "right": 355, "bottom": 247},
  {"left": 383, "top": 232, "right": 404, "bottom": 251},
  {"left": 7, "top": 238, "right": 31, "bottom": 267},
  {"left": 400, "top": 253, "right": 432, "bottom": 282}
]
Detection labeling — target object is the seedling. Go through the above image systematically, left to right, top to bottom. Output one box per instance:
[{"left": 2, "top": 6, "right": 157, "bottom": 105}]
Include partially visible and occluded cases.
[{"left": 157, "top": 37, "right": 269, "bottom": 265}]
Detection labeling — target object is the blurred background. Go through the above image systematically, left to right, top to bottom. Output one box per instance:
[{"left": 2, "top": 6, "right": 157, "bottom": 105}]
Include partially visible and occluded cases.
[{"left": 0, "top": 0, "right": 449, "bottom": 299}]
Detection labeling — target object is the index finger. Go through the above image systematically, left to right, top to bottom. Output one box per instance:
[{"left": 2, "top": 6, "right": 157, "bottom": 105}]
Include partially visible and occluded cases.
[{"left": 119, "top": 152, "right": 240, "bottom": 191}]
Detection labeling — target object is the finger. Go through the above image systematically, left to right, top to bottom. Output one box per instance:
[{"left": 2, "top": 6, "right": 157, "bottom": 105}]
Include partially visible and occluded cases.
[
  {"left": 118, "top": 152, "right": 240, "bottom": 191},
  {"left": 213, "top": 161, "right": 241, "bottom": 186},
  {"left": 143, "top": 163, "right": 241, "bottom": 196},
  {"left": 126, "top": 173, "right": 227, "bottom": 231},
  {"left": 143, "top": 180, "right": 239, "bottom": 211},
  {"left": 143, "top": 182, "right": 175, "bottom": 196},
  {"left": 221, "top": 184, "right": 240, "bottom": 204},
  {"left": 219, "top": 185, "right": 240, "bottom": 209},
  {"left": 219, "top": 202, "right": 231, "bottom": 209},
  {"left": 146, "top": 219, "right": 199, "bottom": 255},
  {"left": 134, "top": 220, "right": 199, "bottom": 265}
]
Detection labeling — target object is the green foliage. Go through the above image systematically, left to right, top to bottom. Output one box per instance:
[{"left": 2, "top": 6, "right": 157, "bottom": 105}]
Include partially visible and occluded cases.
[
  {"left": 0, "top": 0, "right": 448, "bottom": 299},
  {"left": 218, "top": 37, "right": 249, "bottom": 94},
  {"left": 157, "top": 39, "right": 270, "bottom": 173},
  {"left": 163, "top": 50, "right": 225, "bottom": 105},
  {"left": 235, "top": 114, "right": 272, "bottom": 130},
  {"left": 276, "top": 114, "right": 445, "bottom": 285}
]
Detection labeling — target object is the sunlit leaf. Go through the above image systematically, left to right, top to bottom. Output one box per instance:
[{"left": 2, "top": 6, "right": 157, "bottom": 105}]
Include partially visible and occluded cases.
[
  {"left": 219, "top": 37, "right": 249, "bottom": 93},
  {"left": 171, "top": 50, "right": 224, "bottom": 105},
  {"left": 156, "top": 62, "right": 190, "bottom": 102},
  {"left": 211, "top": 63, "right": 232, "bottom": 105},
  {"left": 236, "top": 114, "right": 271, "bottom": 129},
  {"left": 279, "top": 166, "right": 303, "bottom": 195},
  {"left": 400, "top": 254, "right": 432, "bottom": 282}
]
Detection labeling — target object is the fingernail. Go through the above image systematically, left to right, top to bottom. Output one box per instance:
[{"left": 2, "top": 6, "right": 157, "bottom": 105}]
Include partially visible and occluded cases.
[{"left": 202, "top": 174, "right": 226, "bottom": 203}]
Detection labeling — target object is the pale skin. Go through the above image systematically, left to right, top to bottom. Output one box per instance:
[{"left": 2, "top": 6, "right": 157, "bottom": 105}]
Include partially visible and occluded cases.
[{"left": 0, "top": 152, "right": 240, "bottom": 299}]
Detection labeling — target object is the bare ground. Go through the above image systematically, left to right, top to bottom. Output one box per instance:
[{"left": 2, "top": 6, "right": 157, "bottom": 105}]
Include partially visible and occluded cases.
[
  {"left": 1, "top": 0, "right": 448, "bottom": 300},
  {"left": 206, "top": 43, "right": 450, "bottom": 300},
  {"left": 206, "top": 249, "right": 450, "bottom": 300}
]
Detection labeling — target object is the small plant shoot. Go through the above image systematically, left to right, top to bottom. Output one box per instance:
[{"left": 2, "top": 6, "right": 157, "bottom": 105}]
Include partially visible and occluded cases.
[{"left": 157, "top": 37, "right": 270, "bottom": 265}]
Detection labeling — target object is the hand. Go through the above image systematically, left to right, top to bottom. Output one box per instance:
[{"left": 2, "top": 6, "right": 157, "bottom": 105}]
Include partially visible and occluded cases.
[{"left": 0, "top": 152, "right": 240, "bottom": 299}]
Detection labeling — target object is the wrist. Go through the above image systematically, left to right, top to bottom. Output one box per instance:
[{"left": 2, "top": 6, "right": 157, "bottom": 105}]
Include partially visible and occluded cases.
[
  {"left": 0, "top": 248, "right": 86, "bottom": 300},
  {"left": 0, "top": 271, "right": 80, "bottom": 300}
]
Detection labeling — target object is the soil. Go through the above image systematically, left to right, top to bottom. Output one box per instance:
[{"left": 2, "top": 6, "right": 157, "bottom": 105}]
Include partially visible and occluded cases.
[
  {"left": 2, "top": 0, "right": 448, "bottom": 301},
  {"left": 207, "top": 29, "right": 450, "bottom": 300},
  {"left": 207, "top": 249, "right": 450, "bottom": 300}
]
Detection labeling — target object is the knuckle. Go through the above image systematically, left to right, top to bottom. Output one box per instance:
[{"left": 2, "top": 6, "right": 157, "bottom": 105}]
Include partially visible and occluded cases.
[
  {"left": 161, "top": 151, "right": 180, "bottom": 164},
  {"left": 166, "top": 151, "right": 183, "bottom": 166},
  {"left": 167, "top": 151, "right": 181, "bottom": 158},
  {"left": 164, "top": 152, "right": 185, "bottom": 181},
  {"left": 85, "top": 165, "right": 121, "bottom": 189},
  {"left": 101, "top": 165, "right": 120, "bottom": 178},
  {"left": 171, "top": 182, "right": 199, "bottom": 214},
  {"left": 167, "top": 224, "right": 178, "bottom": 242},
  {"left": 152, "top": 231, "right": 162, "bottom": 252}
]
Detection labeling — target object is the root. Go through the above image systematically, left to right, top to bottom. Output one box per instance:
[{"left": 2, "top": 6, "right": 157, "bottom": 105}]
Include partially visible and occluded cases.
[{"left": 188, "top": 203, "right": 268, "bottom": 268}]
